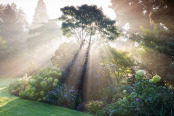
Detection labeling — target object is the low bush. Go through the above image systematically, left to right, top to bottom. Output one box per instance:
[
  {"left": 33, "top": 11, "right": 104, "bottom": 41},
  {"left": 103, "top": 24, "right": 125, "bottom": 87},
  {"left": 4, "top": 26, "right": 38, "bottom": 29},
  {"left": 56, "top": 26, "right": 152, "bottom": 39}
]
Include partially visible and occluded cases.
[
  {"left": 9, "top": 66, "right": 80, "bottom": 109},
  {"left": 9, "top": 67, "right": 62, "bottom": 101},
  {"left": 19, "top": 67, "right": 62, "bottom": 101},
  {"left": 96, "top": 70, "right": 174, "bottom": 116},
  {"left": 9, "top": 74, "right": 31, "bottom": 96},
  {"left": 46, "top": 84, "right": 79, "bottom": 109},
  {"left": 86, "top": 100, "right": 104, "bottom": 114}
]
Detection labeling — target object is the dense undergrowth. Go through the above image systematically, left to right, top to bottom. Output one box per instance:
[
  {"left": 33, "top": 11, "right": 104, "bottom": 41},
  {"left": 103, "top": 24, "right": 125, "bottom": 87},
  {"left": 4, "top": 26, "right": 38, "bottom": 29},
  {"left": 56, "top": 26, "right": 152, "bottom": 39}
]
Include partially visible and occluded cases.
[{"left": 9, "top": 66, "right": 174, "bottom": 116}]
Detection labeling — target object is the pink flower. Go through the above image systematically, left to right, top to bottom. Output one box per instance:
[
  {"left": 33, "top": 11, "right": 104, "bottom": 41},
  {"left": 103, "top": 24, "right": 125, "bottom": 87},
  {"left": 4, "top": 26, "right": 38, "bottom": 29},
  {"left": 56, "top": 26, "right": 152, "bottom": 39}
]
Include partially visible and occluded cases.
[{"left": 139, "top": 105, "right": 142, "bottom": 107}]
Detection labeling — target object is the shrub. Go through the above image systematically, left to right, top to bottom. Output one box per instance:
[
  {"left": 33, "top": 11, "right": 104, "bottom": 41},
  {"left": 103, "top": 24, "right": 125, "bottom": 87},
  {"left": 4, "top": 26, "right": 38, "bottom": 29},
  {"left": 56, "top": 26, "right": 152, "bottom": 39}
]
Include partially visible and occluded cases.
[
  {"left": 10, "top": 67, "right": 62, "bottom": 102},
  {"left": 135, "top": 70, "right": 144, "bottom": 80},
  {"left": 97, "top": 73, "right": 174, "bottom": 116},
  {"left": 9, "top": 74, "right": 31, "bottom": 96},
  {"left": 152, "top": 75, "right": 161, "bottom": 83},
  {"left": 46, "top": 84, "right": 78, "bottom": 109},
  {"left": 99, "top": 84, "right": 118, "bottom": 104},
  {"left": 86, "top": 100, "right": 104, "bottom": 114}
]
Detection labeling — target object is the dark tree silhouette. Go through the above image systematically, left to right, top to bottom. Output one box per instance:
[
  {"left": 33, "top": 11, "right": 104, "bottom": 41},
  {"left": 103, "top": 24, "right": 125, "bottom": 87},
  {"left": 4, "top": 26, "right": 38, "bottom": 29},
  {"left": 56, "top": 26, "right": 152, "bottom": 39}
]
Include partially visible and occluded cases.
[
  {"left": 32, "top": 0, "right": 49, "bottom": 29},
  {"left": 59, "top": 4, "right": 119, "bottom": 42}
]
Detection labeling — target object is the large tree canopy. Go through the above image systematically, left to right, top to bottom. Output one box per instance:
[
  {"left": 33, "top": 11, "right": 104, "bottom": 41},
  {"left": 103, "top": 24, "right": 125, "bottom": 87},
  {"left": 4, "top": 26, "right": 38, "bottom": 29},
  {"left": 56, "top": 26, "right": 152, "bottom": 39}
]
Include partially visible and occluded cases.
[
  {"left": 111, "top": 0, "right": 174, "bottom": 32},
  {"left": 59, "top": 4, "right": 119, "bottom": 42}
]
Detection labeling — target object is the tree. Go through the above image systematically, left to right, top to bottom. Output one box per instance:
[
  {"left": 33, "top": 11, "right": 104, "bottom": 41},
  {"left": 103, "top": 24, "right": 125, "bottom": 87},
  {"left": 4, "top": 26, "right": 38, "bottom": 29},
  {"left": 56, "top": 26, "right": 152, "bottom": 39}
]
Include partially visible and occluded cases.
[
  {"left": 32, "top": 0, "right": 49, "bottom": 29},
  {"left": 111, "top": 0, "right": 167, "bottom": 32},
  {"left": 150, "top": 0, "right": 174, "bottom": 32},
  {"left": 0, "top": 3, "right": 28, "bottom": 49},
  {"left": 59, "top": 4, "right": 119, "bottom": 42},
  {"left": 59, "top": 4, "right": 120, "bottom": 109},
  {"left": 27, "top": 20, "right": 62, "bottom": 49}
]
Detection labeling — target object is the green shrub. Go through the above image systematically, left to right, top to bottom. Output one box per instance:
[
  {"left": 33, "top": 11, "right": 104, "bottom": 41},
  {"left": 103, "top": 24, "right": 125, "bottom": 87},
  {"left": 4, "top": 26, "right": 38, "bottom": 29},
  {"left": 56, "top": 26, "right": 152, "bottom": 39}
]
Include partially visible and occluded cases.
[
  {"left": 9, "top": 67, "right": 62, "bottom": 102},
  {"left": 19, "top": 67, "right": 62, "bottom": 101},
  {"left": 135, "top": 70, "right": 144, "bottom": 80},
  {"left": 97, "top": 71, "right": 174, "bottom": 116},
  {"left": 9, "top": 74, "right": 31, "bottom": 96},
  {"left": 86, "top": 100, "right": 104, "bottom": 114}
]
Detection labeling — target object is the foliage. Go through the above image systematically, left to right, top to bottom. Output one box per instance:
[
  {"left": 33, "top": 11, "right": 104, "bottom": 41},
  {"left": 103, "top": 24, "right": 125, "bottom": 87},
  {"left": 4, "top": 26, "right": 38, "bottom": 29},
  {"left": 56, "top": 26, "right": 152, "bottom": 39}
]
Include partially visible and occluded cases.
[
  {"left": 111, "top": 0, "right": 174, "bottom": 32},
  {"left": 149, "top": 0, "right": 174, "bottom": 32},
  {"left": 0, "top": 3, "right": 28, "bottom": 49},
  {"left": 59, "top": 4, "right": 119, "bottom": 42},
  {"left": 27, "top": 20, "right": 62, "bottom": 49},
  {"left": 135, "top": 26, "right": 174, "bottom": 85},
  {"left": 51, "top": 41, "right": 79, "bottom": 70},
  {"left": 100, "top": 46, "right": 135, "bottom": 84},
  {"left": 9, "top": 67, "right": 80, "bottom": 109},
  {"left": 10, "top": 67, "right": 62, "bottom": 102},
  {"left": 97, "top": 70, "right": 174, "bottom": 116},
  {"left": 135, "top": 70, "right": 144, "bottom": 80},
  {"left": 9, "top": 74, "right": 31, "bottom": 96},
  {"left": 151, "top": 75, "right": 161, "bottom": 83},
  {"left": 1, "top": 78, "right": 92, "bottom": 116},
  {"left": 45, "top": 84, "right": 79, "bottom": 109},
  {"left": 98, "top": 84, "right": 118, "bottom": 104},
  {"left": 86, "top": 100, "right": 104, "bottom": 114}
]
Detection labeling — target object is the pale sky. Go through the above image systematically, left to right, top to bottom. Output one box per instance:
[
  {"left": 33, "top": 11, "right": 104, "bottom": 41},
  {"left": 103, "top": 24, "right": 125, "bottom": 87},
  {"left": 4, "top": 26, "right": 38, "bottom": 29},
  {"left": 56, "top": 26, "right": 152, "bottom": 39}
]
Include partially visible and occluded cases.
[{"left": 0, "top": 0, "right": 116, "bottom": 24}]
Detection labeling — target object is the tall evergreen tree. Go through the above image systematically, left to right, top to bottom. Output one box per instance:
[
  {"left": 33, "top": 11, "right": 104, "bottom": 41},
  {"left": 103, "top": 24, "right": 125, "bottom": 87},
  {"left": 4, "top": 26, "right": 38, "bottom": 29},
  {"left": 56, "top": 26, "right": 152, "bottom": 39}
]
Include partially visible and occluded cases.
[{"left": 32, "top": 0, "right": 49, "bottom": 28}]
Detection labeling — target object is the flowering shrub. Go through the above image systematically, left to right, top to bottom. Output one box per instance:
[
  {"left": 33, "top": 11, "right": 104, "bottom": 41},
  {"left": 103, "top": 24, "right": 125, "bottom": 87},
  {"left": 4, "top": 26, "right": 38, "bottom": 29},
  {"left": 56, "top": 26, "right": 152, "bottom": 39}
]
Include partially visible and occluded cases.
[
  {"left": 9, "top": 67, "right": 62, "bottom": 102},
  {"left": 135, "top": 70, "right": 144, "bottom": 80},
  {"left": 96, "top": 73, "right": 174, "bottom": 116},
  {"left": 9, "top": 74, "right": 31, "bottom": 96},
  {"left": 152, "top": 75, "right": 161, "bottom": 83},
  {"left": 46, "top": 84, "right": 78, "bottom": 109},
  {"left": 86, "top": 100, "right": 104, "bottom": 114}
]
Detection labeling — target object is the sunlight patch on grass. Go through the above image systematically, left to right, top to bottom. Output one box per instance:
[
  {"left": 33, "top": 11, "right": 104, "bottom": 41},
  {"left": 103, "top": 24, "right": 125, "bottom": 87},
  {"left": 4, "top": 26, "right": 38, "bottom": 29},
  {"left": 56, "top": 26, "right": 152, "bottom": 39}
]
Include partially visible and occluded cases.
[
  {"left": 0, "top": 87, "right": 7, "bottom": 91},
  {"left": 0, "top": 97, "right": 17, "bottom": 107}
]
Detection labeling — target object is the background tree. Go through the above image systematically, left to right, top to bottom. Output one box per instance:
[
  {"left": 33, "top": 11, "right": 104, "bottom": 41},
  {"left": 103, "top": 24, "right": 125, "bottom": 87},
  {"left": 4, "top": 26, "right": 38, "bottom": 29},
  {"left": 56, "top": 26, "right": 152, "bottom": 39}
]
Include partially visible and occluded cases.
[
  {"left": 32, "top": 0, "right": 49, "bottom": 29},
  {"left": 111, "top": 0, "right": 167, "bottom": 33},
  {"left": 150, "top": 0, "right": 174, "bottom": 32},
  {"left": 0, "top": 3, "right": 28, "bottom": 49},
  {"left": 27, "top": 20, "right": 62, "bottom": 50}
]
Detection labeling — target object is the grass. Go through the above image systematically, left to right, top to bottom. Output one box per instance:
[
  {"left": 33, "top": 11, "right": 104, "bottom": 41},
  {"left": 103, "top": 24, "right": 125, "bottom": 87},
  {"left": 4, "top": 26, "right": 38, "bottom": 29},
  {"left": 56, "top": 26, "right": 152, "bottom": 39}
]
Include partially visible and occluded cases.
[{"left": 0, "top": 77, "right": 92, "bottom": 116}]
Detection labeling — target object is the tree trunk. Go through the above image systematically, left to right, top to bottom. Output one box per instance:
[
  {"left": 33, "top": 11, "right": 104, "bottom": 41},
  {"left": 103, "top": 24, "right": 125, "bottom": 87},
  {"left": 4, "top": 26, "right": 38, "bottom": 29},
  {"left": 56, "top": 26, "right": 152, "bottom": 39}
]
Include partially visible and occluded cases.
[
  {"left": 75, "top": 35, "right": 92, "bottom": 110},
  {"left": 59, "top": 40, "right": 85, "bottom": 83}
]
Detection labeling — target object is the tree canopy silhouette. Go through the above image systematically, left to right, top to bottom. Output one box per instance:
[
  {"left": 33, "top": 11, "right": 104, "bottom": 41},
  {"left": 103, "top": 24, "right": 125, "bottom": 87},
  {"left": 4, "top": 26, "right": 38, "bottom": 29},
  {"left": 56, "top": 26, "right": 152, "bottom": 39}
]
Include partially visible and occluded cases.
[{"left": 59, "top": 4, "right": 119, "bottom": 42}]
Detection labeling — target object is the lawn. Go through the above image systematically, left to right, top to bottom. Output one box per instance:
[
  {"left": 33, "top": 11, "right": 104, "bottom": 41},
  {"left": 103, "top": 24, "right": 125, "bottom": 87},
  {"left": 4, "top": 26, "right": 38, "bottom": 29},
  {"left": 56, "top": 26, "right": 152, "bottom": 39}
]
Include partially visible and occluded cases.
[{"left": 0, "top": 77, "right": 92, "bottom": 116}]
